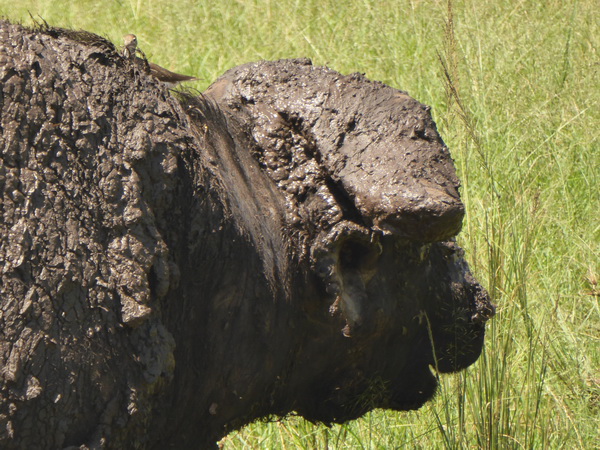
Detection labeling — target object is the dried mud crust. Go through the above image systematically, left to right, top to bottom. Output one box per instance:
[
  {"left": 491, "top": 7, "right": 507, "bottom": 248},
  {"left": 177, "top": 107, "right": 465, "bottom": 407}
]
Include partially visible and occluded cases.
[{"left": 0, "top": 21, "right": 188, "bottom": 448}]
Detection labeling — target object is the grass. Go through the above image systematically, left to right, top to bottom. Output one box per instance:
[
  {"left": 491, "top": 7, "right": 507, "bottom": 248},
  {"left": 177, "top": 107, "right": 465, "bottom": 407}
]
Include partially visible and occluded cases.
[{"left": 1, "top": 0, "right": 598, "bottom": 448}]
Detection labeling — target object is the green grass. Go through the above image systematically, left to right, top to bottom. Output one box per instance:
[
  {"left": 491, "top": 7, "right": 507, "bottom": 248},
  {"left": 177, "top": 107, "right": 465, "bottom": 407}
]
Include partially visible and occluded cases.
[{"left": 1, "top": 0, "right": 598, "bottom": 448}]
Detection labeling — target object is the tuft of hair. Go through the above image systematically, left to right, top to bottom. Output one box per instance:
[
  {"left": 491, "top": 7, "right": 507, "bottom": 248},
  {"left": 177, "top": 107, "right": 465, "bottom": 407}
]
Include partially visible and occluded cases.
[{"left": 28, "top": 14, "right": 116, "bottom": 54}]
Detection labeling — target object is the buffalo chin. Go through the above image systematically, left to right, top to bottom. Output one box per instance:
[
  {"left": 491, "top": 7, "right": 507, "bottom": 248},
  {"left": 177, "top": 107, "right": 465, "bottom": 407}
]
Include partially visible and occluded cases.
[{"left": 294, "top": 364, "right": 438, "bottom": 424}]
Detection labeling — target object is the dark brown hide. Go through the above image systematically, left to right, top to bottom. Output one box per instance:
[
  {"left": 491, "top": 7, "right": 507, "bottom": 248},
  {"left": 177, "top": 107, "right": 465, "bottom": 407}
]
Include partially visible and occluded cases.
[{"left": 0, "top": 23, "right": 494, "bottom": 449}]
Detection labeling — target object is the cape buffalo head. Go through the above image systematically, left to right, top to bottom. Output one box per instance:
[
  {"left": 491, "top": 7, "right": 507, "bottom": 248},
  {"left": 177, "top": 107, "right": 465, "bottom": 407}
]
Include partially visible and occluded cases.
[{"left": 167, "top": 58, "right": 496, "bottom": 434}]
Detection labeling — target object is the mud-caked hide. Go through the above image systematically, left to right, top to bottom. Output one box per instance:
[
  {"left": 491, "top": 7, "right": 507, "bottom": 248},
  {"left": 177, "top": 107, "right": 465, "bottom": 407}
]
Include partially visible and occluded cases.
[{"left": 0, "top": 22, "right": 494, "bottom": 449}]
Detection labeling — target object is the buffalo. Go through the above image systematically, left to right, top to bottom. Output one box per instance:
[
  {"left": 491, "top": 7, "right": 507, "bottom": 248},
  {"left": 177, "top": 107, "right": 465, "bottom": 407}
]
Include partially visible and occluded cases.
[{"left": 0, "top": 22, "right": 494, "bottom": 448}]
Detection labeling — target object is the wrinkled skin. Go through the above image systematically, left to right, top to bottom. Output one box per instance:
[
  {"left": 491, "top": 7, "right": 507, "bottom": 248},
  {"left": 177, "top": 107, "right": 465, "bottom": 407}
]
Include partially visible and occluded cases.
[{"left": 0, "top": 23, "right": 494, "bottom": 449}]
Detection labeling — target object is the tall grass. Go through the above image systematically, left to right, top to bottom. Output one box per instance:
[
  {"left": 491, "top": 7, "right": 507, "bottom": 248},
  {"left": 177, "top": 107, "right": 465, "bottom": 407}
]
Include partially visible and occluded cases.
[{"left": 1, "top": 0, "right": 598, "bottom": 448}]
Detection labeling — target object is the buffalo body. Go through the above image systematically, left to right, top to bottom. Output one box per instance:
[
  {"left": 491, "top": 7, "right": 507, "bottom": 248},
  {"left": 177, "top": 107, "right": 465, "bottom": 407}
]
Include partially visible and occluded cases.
[{"left": 0, "top": 23, "right": 494, "bottom": 448}]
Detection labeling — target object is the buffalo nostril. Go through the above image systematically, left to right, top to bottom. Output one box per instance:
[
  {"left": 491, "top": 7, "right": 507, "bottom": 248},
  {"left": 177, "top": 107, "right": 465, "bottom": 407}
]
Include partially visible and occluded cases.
[
  {"left": 471, "top": 286, "right": 495, "bottom": 323},
  {"left": 472, "top": 302, "right": 496, "bottom": 323}
]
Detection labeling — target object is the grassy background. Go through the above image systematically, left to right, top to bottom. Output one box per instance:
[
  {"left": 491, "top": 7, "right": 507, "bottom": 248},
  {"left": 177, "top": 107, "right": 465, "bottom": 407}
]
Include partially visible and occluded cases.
[{"left": 1, "top": 0, "right": 598, "bottom": 448}]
